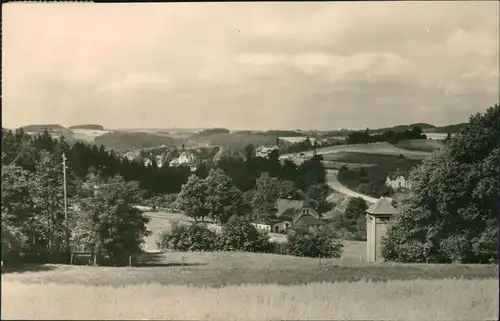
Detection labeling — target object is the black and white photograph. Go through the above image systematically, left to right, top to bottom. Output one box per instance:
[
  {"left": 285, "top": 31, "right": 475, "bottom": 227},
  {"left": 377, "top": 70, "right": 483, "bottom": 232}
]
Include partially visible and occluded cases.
[{"left": 1, "top": 1, "right": 499, "bottom": 320}]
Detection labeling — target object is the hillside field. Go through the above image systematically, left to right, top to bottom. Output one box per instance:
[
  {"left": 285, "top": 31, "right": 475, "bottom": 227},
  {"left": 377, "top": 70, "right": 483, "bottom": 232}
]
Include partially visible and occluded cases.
[
  {"left": 395, "top": 139, "right": 444, "bottom": 152},
  {"left": 3, "top": 212, "right": 497, "bottom": 320},
  {"left": 2, "top": 254, "right": 497, "bottom": 320}
]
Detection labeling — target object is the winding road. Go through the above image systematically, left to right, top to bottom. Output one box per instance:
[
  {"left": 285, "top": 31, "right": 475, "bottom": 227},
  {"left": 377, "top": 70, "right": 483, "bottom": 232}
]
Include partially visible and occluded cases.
[{"left": 280, "top": 152, "right": 383, "bottom": 204}]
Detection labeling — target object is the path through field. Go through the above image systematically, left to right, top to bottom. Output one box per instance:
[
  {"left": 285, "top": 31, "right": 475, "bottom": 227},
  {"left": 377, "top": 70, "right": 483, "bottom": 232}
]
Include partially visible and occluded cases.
[{"left": 326, "top": 170, "right": 380, "bottom": 204}]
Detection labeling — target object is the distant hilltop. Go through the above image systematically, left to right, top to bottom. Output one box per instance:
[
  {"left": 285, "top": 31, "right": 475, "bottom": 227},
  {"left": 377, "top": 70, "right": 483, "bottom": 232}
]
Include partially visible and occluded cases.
[
  {"left": 22, "top": 124, "right": 68, "bottom": 133},
  {"left": 69, "top": 124, "right": 104, "bottom": 130}
]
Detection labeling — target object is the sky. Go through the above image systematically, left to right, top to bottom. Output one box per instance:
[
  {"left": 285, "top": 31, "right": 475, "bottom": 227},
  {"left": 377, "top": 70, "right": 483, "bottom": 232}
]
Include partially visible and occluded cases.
[{"left": 3, "top": 2, "right": 499, "bottom": 130}]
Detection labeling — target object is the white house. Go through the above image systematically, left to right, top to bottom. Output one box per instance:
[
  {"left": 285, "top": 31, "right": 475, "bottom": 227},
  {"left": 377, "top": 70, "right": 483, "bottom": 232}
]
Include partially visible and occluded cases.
[
  {"left": 256, "top": 145, "right": 279, "bottom": 158},
  {"left": 169, "top": 151, "right": 196, "bottom": 167},
  {"left": 385, "top": 172, "right": 412, "bottom": 191},
  {"left": 271, "top": 199, "right": 326, "bottom": 234},
  {"left": 251, "top": 223, "right": 272, "bottom": 233}
]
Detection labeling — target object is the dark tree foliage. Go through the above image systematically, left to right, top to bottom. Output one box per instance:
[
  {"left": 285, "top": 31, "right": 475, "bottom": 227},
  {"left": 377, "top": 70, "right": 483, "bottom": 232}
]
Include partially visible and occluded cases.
[
  {"left": 383, "top": 104, "right": 500, "bottom": 264},
  {"left": 346, "top": 126, "right": 427, "bottom": 145}
]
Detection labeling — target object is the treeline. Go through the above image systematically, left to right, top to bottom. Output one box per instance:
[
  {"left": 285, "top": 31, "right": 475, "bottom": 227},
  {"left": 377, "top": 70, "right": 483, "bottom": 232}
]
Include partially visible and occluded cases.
[
  {"left": 68, "top": 124, "right": 104, "bottom": 130},
  {"left": 346, "top": 126, "right": 427, "bottom": 144},
  {"left": 192, "top": 128, "right": 230, "bottom": 137},
  {"left": 2, "top": 129, "right": 192, "bottom": 197},
  {"left": 2, "top": 129, "right": 153, "bottom": 266},
  {"left": 263, "top": 130, "right": 304, "bottom": 137},
  {"left": 94, "top": 131, "right": 175, "bottom": 151},
  {"left": 280, "top": 137, "right": 343, "bottom": 154},
  {"left": 215, "top": 146, "right": 327, "bottom": 193}
]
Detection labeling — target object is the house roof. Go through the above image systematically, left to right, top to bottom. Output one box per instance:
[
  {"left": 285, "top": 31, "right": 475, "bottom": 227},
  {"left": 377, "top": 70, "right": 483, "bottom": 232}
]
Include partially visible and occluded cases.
[
  {"left": 386, "top": 170, "right": 409, "bottom": 180},
  {"left": 366, "top": 197, "right": 398, "bottom": 216},
  {"left": 277, "top": 198, "right": 302, "bottom": 215},
  {"left": 278, "top": 208, "right": 299, "bottom": 221},
  {"left": 294, "top": 215, "right": 325, "bottom": 227}
]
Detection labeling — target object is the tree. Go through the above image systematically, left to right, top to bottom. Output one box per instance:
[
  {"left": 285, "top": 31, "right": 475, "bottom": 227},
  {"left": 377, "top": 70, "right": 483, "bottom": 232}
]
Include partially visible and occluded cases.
[
  {"left": 383, "top": 104, "right": 499, "bottom": 263},
  {"left": 244, "top": 143, "right": 255, "bottom": 160},
  {"left": 30, "top": 151, "right": 68, "bottom": 259},
  {"left": 1, "top": 163, "right": 34, "bottom": 263},
  {"left": 204, "top": 168, "right": 246, "bottom": 224},
  {"left": 251, "top": 172, "right": 280, "bottom": 223},
  {"left": 75, "top": 174, "right": 151, "bottom": 265},
  {"left": 176, "top": 175, "right": 209, "bottom": 222},
  {"left": 278, "top": 180, "right": 298, "bottom": 199},
  {"left": 306, "top": 183, "right": 333, "bottom": 213},
  {"left": 333, "top": 197, "right": 368, "bottom": 240},
  {"left": 218, "top": 216, "right": 273, "bottom": 253},
  {"left": 156, "top": 223, "right": 219, "bottom": 252},
  {"left": 287, "top": 227, "right": 343, "bottom": 258}
]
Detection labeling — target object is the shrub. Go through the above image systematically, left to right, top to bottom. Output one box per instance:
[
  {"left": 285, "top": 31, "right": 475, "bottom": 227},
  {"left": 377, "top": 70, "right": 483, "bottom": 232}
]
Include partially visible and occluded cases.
[
  {"left": 219, "top": 216, "right": 274, "bottom": 253},
  {"left": 156, "top": 223, "right": 219, "bottom": 252},
  {"left": 287, "top": 228, "right": 343, "bottom": 258},
  {"left": 273, "top": 242, "right": 290, "bottom": 255}
]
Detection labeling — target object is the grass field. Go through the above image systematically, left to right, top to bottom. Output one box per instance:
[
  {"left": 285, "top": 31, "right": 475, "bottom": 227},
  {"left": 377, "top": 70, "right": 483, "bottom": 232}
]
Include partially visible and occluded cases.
[
  {"left": 395, "top": 139, "right": 444, "bottom": 152},
  {"left": 313, "top": 142, "right": 431, "bottom": 159},
  {"left": 3, "top": 211, "right": 498, "bottom": 320},
  {"left": 2, "top": 254, "right": 498, "bottom": 320},
  {"left": 2, "top": 278, "right": 497, "bottom": 320}
]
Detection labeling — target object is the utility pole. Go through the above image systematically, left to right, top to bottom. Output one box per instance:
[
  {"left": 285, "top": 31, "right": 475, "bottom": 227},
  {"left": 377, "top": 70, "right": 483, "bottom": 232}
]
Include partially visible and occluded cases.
[{"left": 62, "top": 153, "right": 69, "bottom": 252}]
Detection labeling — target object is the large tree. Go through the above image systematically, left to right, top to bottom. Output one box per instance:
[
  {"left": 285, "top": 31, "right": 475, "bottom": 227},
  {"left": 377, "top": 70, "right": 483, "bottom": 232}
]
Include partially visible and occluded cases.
[
  {"left": 383, "top": 104, "right": 499, "bottom": 263},
  {"left": 31, "top": 151, "right": 68, "bottom": 257},
  {"left": 1, "top": 163, "right": 34, "bottom": 262},
  {"left": 204, "top": 168, "right": 246, "bottom": 224},
  {"left": 251, "top": 172, "right": 280, "bottom": 224},
  {"left": 75, "top": 174, "right": 151, "bottom": 265},
  {"left": 176, "top": 174, "right": 209, "bottom": 222}
]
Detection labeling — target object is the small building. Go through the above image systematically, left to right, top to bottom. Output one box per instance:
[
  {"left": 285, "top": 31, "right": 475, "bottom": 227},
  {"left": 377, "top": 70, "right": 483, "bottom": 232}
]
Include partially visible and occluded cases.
[
  {"left": 255, "top": 145, "right": 279, "bottom": 158},
  {"left": 170, "top": 151, "right": 196, "bottom": 167},
  {"left": 385, "top": 171, "right": 412, "bottom": 191},
  {"left": 366, "top": 197, "right": 398, "bottom": 262},
  {"left": 272, "top": 199, "right": 326, "bottom": 233}
]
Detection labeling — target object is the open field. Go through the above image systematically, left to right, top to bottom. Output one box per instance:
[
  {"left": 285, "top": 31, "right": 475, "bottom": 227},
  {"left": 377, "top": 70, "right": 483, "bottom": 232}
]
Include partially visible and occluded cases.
[
  {"left": 71, "top": 128, "right": 112, "bottom": 142},
  {"left": 395, "top": 139, "right": 444, "bottom": 152},
  {"left": 285, "top": 142, "right": 432, "bottom": 160},
  {"left": 322, "top": 151, "right": 423, "bottom": 167},
  {"left": 3, "top": 213, "right": 497, "bottom": 320},
  {"left": 2, "top": 251, "right": 497, "bottom": 286},
  {"left": 2, "top": 278, "right": 497, "bottom": 320}
]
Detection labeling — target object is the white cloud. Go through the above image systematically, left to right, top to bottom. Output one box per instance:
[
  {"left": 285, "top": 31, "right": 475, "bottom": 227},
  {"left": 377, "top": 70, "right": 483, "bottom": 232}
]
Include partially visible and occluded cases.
[{"left": 2, "top": 2, "right": 499, "bottom": 130}]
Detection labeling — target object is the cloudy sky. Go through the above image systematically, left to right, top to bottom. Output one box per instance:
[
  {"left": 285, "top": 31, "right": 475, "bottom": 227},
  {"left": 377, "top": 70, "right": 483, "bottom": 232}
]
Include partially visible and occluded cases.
[{"left": 3, "top": 2, "right": 499, "bottom": 130}]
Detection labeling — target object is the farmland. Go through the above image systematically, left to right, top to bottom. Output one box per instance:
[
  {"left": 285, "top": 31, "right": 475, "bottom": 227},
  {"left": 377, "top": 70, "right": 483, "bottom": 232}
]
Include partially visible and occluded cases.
[
  {"left": 395, "top": 139, "right": 444, "bottom": 152},
  {"left": 2, "top": 257, "right": 497, "bottom": 320}
]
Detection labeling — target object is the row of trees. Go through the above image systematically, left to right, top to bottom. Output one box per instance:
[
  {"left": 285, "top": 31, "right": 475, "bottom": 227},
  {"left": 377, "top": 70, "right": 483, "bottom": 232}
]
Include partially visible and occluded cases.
[
  {"left": 382, "top": 104, "right": 499, "bottom": 263},
  {"left": 346, "top": 126, "right": 427, "bottom": 145},
  {"left": 1, "top": 150, "right": 151, "bottom": 266},
  {"left": 176, "top": 168, "right": 332, "bottom": 225},
  {"left": 157, "top": 216, "right": 344, "bottom": 259}
]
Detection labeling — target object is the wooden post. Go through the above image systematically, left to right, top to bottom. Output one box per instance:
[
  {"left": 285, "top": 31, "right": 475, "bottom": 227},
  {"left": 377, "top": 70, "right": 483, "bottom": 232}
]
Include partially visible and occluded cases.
[
  {"left": 62, "top": 153, "right": 69, "bottom": 252},
  {"left": 70, "top": 252, "right": 74, "bottom": 265},
  {"left": 129, "top": 256, "right": 132, "bottom": 267}
]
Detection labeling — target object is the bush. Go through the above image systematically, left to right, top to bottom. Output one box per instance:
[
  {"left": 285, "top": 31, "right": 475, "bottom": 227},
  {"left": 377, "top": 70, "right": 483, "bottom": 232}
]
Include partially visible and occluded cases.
[
  {"left": 219, "top": 216, "right": 274, "bottom": 253},
  {"left": 156, "top": 223, "right": 219, "bottom": 252},
  {"left": 287, "top": 228, "right": 343, "bottom": 258},
  {"left": 273, "top": 242, "right": 290, "bottom": 255}
]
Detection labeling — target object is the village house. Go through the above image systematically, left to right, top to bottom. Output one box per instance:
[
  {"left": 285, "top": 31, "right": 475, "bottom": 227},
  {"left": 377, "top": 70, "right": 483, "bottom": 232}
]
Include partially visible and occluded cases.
[
  {"left": 255, "top": 145, "right": 280, "bottom": 158},
  {"left": 169, "top": 151, "right": 197, "bottom": 171},
  {"left": 385, "top": 171, "right": 412, "bottom": 191},
  {"left": 271, "top": 198, "right": 326, "bottom": 233}
]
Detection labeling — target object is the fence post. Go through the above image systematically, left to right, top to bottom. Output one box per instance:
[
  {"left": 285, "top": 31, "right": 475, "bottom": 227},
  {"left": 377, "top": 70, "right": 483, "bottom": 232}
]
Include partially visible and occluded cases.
[
  {"left": 70, "top": 252, "right": 74, "bottom": 265},
  {"left": 129, "top": 255, "right": 132, "bottom": 267}
]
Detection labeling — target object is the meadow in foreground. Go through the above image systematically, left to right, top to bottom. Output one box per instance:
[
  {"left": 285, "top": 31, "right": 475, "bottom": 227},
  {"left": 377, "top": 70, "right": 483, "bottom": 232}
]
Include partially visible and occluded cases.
[{"left": 2, "top": 278, "right": 497, "bottom": 320}]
